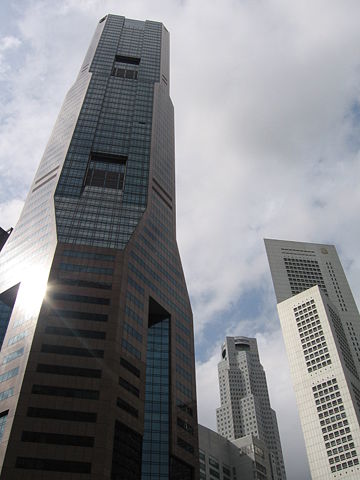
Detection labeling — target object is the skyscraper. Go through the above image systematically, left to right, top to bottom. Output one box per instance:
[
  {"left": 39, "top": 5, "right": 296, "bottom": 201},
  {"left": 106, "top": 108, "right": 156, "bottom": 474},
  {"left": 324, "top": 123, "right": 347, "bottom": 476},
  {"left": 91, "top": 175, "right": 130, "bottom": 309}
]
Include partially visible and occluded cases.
[
  {"left": 0, "top": 15, "right": 198, "bottom": 479},
  {"left": 265, "top": 238, "right": 360, "bottom": 479},
  {"left": 216, "top": 336, "right": 286, "bottom": 480}
]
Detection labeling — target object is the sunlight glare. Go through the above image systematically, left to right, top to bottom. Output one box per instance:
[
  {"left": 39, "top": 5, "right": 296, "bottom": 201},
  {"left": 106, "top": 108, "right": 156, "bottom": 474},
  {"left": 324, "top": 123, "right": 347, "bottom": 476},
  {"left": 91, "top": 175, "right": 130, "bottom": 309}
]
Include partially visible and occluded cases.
[{"left": 18, "top": 264, "right": 49, "bottom": 319}]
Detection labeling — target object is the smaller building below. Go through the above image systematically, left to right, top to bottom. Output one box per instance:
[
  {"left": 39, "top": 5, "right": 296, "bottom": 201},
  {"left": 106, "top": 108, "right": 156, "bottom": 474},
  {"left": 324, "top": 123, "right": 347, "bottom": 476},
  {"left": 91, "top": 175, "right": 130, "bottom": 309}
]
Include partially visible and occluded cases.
[{"left": 199, "top": 424, "right": 272, "bottom": 480}]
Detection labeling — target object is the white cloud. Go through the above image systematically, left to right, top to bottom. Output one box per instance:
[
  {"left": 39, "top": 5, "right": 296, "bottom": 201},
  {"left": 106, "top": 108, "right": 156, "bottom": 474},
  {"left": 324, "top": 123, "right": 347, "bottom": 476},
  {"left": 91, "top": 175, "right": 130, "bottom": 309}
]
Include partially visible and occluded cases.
[
  {"left": 0, "top": 35, "right": 21, "bottom": 76},
  {"left": 0, "top": 36, "right": 21, "bottom": 52},
  {"left": 0, "top": 198, "right": 24, "bottom": 231}
]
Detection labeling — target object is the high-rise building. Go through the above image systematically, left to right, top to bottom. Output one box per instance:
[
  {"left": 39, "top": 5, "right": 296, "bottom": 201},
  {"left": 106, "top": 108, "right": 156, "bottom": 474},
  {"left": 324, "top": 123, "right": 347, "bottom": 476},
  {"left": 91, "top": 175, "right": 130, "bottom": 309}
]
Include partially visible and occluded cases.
[
  {"left": 0, "top": 15, "right": 198, "bottom": 479},
  {"left": 265, "top": 238, "right": 360, "bottom": 479},
  {"left": 216, "top": 336, "right": 286, "bottom": 480}
]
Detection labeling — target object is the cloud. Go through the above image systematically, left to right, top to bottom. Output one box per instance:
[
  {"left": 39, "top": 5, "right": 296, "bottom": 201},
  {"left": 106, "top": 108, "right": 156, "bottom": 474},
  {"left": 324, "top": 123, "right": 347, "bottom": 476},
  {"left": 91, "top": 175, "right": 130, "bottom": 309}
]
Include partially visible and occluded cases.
[
  {"left": 173, "top": 0, "right": 360, "bottom": 337},
  {"left": 0, "top": 35, "right": 21, "bottom": 76},
  {"left": 0, "top": 36, "right": 21, "bottom": 52},
  {"left": 0, "top": 198, "right": 24, "bottom": 231}
]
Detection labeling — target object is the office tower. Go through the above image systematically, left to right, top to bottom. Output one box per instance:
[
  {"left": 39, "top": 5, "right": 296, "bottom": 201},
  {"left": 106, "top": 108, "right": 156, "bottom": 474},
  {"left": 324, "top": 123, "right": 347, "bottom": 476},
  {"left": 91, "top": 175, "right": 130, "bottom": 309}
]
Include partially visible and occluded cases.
[
  {"left": 0, "top": 15, "right": 198, "bottom": 479},
  {"left": 265, "top": 238, "right": 360, "bottom": 479},
  {"left": 216, "top": 336, "right": 286, "bottom": 480},
  {"left": 199, "top": 424, "right": 271, "bottom": 480}
]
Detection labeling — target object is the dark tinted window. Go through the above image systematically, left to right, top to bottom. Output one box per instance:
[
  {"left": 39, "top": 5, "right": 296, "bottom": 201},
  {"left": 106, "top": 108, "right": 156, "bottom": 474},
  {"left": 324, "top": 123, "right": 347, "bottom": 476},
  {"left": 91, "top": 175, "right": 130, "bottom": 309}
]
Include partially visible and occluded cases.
[
  {"left": 115, "top": 54, "right": 140, "bottom": 65},
  {"left": 55, "top": 278, "right": 112, "bottom": 290},
  {"left": 49, "top": 292, "right": 110, "bottom": 305},
  {"left": 51, "top": 309, "right": 108, "bottom": 322},
  {"left": 45, "top": 326, "right": 106, "bottom": 339},
  {"left": 41, "top": 344, "right": 104, "bottom": 358},
  {"left": 120, "top": 357, "right": 140, "bottom": 378},
  {"left": 37, "top": 363, "right": 101, "bottom": 378},
  {"left": 119, "top": 377, "right": 139, "bottom": 397},
  {"left": 32, "top": 384, "right": 99, "bottom": 400},
  {"left": 116, "top": 398, "right": 138, "bottom": 418},
  {"left": 27, "top": 407, "right": 97, "bottom": 423},
  {"left": 111, "top": 420, "right": 142, "bottom": 480},
  {"left": 21, "top": 430, "right": 94, "bottom": 447},
  {"left": 177, "top": 436, "right": 194, "bottom": 454},
  {"left": 16, "top": 457, "right": 91, "bottom": 473}
]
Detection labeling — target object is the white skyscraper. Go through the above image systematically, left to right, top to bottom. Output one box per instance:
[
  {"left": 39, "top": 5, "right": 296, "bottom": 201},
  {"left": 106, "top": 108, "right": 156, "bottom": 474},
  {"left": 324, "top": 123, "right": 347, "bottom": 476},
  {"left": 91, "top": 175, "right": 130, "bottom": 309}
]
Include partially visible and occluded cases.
[
  {"left": 265, "top": 238, "right": 360, "bottom": 479},
  {"left": 216, "top": 336, "right": 286, "bottom": 480}
]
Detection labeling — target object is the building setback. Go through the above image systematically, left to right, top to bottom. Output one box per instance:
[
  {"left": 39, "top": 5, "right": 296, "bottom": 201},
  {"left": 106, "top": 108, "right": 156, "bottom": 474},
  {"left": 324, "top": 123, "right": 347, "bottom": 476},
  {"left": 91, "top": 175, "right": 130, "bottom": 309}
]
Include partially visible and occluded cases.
[
  {"left": 0, "top": 15, "right": 198, "bottom": 479},
  {"left": 265, "top": 238, "right": 360, "bottom": 479},
  {"left": 216, "top": 336, "right": 286, "bottom": 480}
]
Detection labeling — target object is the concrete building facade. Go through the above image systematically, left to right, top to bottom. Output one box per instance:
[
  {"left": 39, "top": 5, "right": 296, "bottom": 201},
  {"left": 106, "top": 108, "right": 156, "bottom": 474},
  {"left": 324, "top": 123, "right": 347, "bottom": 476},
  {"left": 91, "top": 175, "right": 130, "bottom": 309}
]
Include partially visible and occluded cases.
[
  {"left": 265, "top": 238, "right": 360, "bottom": 479},
  {"left": 216, "top": 336, "right": 286, "bottom": 480},
  {"left": 199, "top": 424, "right": 271, "bottom": 480}
]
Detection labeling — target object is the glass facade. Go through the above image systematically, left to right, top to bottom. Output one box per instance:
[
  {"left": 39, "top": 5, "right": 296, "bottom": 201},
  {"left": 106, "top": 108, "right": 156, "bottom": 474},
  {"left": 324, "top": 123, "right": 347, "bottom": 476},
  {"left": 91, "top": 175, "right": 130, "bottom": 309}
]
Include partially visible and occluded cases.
[
  {"left": 0, "top": 14, "right": 198, "bottom": 480},
  {"left": 54, "top": 16, "right": 160, "bottom": 249},
  {"left": 0, "top": 285, "right": 19, "bottom": 349},
  {"left": 142, "top": 305, "right": 170, "bottom": 479}
]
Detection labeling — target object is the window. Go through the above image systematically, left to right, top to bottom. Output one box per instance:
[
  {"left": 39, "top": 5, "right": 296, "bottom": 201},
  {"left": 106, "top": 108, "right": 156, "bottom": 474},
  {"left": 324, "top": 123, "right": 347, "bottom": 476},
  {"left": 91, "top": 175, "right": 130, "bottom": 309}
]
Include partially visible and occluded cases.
[
  {"left": 115, "top": 54, "right": 140, "bottom": 65},
  {"left": 112, "top": 68, "right": 138, "bottom": 80},
  {"left": 84, "top": 152, "right": 127, "bottom": 191},
  {"left": 62, "top": 250, "right": 115, "bottom": 262},
  {"left": 55, "top": 278, "right": 112, "bottom": 290},
  {"left": 49, "top": 292, "right": 110, "bottom": 305},
  {"left": 51, "top": 309, "right": 108, "bottom": 322},
  {"left": 45, "top": 326, "right": 106, "bottom": 339},
  {"left": 122, "top": 339, "right": 141, "bottom": 359},
  {"left": 41, "top": 344, "right": 104, "bottom": 358},
  {"left": 3, "top": 347, "right": 24, "bottom": 364},
  {"left": 120, "top": 357, "right": 140, "bottom": 378},
  {"left": 37, "top": 363, "right": 101, "bottom": 378},
  {"left": 0, "top": 367, "right": 19, "bottom": 383},
  {"left": 119, "top": 377, "right": 139, "bottom": 397},
  {"left": 31, "top": 384, "right": 99, "bottom": 400},
  {"left": 0, "top": 388, "right": 14, "bottom": 402},
  {"left": 116, "top": 397, "right": 138, "bottom": 418},
  {"left": 177, "top": 400, "right": 193, "bottom": 417},
  {"left": 27, "top": 407, "right": 97, "bottom": 423},
  {"left": 0, "top": 410, "right": 8, "bottom": 441},
  {"left": 177, "top": 417, "right": 193, "bottom": 435},
  {"left": 111, "top": 421, "right": 142, "bottom": 480},
  {"left": 21, "top": 431, "right": 94, "bottom": 447},
  {"left": 177, "top": 436, "right": 194, "bottom": 454},
  {"left": 16, "top": 457, "right": 91, "bottom": 473}
]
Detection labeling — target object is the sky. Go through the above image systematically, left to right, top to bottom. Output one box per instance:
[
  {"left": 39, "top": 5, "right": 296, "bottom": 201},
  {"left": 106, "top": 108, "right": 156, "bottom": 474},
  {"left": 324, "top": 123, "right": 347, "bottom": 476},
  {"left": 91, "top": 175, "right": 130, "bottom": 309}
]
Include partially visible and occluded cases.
[{"left": 2, "top": 0, "right": 360, "bottom": 478}]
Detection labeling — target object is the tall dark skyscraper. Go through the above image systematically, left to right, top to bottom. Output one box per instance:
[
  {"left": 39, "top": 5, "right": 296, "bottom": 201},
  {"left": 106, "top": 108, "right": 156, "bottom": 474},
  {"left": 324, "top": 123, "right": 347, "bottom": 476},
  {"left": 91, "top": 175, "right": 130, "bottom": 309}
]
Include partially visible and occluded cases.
[{"left": 0, "top": 15, "right": 198, "bottom": 479}]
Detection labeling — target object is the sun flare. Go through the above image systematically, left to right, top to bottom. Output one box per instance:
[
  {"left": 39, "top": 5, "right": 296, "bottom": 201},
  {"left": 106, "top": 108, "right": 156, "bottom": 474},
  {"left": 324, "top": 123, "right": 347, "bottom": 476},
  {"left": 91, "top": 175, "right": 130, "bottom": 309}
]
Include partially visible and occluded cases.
[{"left": 18, "top": 265, "right": 49, "bottom": 318}]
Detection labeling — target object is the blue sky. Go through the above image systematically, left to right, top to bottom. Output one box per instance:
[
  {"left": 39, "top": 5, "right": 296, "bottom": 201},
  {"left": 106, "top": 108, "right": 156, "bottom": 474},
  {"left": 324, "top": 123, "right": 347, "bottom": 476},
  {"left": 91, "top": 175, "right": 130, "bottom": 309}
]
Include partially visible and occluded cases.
[{"left": 2, "top": 1, "right": 360, "bottom": 478}]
